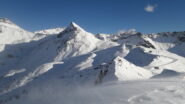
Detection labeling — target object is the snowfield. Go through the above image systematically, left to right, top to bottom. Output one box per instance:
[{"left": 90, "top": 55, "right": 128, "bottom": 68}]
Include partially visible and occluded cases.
[{"left": 0, "top": 18, "right": 185, "bottom": 104}]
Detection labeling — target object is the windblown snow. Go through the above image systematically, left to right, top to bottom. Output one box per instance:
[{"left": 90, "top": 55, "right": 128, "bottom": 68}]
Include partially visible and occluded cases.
[{"left": 0, "top": 18, "right": 185, "bottom": 104}]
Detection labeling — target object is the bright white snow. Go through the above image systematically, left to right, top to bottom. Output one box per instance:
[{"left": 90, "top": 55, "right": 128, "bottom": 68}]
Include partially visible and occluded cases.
[{"left": 0, "top": 18, "right": 185, "bottom": 104}]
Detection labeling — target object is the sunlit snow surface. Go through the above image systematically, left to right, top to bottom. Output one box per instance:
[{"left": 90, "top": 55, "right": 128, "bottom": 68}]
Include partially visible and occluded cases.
[
  {"left": 0, "top": 19, "right": 185, "bottom": 104},
  {"left": 8, "top": 75, "right": 185, "bottom": 104}
]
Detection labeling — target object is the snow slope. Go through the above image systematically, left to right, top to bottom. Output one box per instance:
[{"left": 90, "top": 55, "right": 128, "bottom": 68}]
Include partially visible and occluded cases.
[
  {"left": 0, "top": 18, "right": 34, "bottom": 45},
  {"left": 0, "top": 19, "right": 185, "bottom": 104},
  {"left": 0, "top": 21, "right": 118, "bottom": 96},
  {"left": 34, "top": 28, "right": 65, "bottom": 35},
  {"left": 96, "top": 56, "right": 152, "bottom": 83}
]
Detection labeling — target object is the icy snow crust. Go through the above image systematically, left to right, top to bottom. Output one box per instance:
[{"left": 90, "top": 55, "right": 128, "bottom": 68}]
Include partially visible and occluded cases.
[{"left": 0, "top": 19, "right": 185, "bottom": 104}]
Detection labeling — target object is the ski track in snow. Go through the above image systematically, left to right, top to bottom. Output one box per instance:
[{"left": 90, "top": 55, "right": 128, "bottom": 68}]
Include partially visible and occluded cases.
[
  {"left": 145, "top": 49, "right": 185, "bottom": 73},
  {"left": 127, "top": 50, "right": 185, "bottom": 104},
  {"left": 146, "top": 55, "right": 178, "bottom": 68},
  {"left": 157, "top": 56, "right": 178, "bottom": 67}
]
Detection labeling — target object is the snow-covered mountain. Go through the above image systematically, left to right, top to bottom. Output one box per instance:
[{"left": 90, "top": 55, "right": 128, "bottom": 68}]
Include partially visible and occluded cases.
[
  {"left": 0, "top": 18, "right": 185, "bottom": 104},
  {"left": 0, "top": 18, "right": 35, "bottom": 52},
  {"left": 0, "top": 18, "right": 36, "bottom": 44},
  {"left": 34, "top": 27, "right": 65, "bottom": 37}
]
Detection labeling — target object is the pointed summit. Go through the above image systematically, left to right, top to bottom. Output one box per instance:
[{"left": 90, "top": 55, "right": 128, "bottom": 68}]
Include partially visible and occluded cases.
[
  {"left": 57, "top": 22, "right": 85, "bottom": 38},
  {"left": 68, "top": 22, "right": 85, "bottom": 32},
  {"left": 70, "top": 22, "right": 79, "bottom": 28}
]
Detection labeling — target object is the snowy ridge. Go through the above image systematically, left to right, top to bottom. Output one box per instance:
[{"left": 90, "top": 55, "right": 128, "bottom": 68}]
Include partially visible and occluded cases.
[
  {"left": 0, "top": 18, "right": 20, "bottom": 29},
  {"left": 0, "top": 19, "right": 185, "bottom": 104},
  {"left": 0, "top": 19, "right": 35, "bottom": 47},
  {"left": 0, "top": 21, "right": 117, "bottom": 96},
  {"left": 55, "top": 22, "right": 117, "bottom": 60},
  {"left": 34, "top": 27, "right": 65, "bottom": 35},
  {"left": 96, "top": 56, "right": 152, "bottom": 84}
]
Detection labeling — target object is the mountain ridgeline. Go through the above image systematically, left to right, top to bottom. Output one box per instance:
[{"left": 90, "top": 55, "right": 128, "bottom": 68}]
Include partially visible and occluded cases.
[{"left": 0, "top": 18, "right": 185, "bottom": 104}]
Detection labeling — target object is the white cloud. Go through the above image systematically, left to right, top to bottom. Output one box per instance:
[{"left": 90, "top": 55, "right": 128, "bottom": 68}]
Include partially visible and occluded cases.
[{"left": 144, "top": 4, "right": 156, "bottom": 12}]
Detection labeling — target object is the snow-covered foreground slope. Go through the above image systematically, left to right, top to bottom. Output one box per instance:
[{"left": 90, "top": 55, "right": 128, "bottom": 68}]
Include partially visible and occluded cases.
[
  {"left": 0, "top": 18, "right": 185, "bottom": 104},
  {"left": 3, "top": 75, "right": 185, "bottom": 104}
]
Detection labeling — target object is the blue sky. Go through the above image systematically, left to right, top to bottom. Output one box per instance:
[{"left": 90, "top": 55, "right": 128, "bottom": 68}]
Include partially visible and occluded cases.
[{"left": 0, "top": 0, "right": 185, "bottom": 34}]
